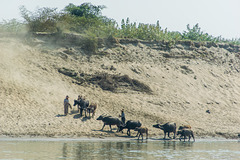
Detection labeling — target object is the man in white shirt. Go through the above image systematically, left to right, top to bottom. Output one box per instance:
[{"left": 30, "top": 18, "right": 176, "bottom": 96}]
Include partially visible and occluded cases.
[{"left": 64, "top": 95, "right": 72, "bottom": 115}]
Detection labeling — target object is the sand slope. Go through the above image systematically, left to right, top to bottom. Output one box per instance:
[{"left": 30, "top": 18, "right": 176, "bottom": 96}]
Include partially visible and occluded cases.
[{"left": 0, "top": 34, "right": 240, "bottom": 139}]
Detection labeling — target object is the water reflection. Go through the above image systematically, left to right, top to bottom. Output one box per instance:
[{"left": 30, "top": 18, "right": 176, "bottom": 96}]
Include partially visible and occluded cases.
[
  {"left": 0, "top": 139, "right": 239, "bottom": 159},
  {"left": 58, "top": 140, "right": 235, "bottom": 160},
  {"left": 163, "top": 141, "right": 176, "bottom": 150},
  {"left": 62, "top": 143, "right": 68, "bottom": 158}
]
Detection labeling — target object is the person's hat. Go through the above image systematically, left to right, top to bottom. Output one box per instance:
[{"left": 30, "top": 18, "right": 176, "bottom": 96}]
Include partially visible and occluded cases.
[
  {"left": 66, "top": 95, "right": 69, "bottom": 98},
  {"left": 121, "top": 109, "right": 124, "bottom": 111}
]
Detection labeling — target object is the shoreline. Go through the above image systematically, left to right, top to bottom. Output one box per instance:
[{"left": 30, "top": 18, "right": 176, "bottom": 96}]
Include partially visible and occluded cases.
[{"left": 0, "top": 135, "right": 238, "bottom": 142}]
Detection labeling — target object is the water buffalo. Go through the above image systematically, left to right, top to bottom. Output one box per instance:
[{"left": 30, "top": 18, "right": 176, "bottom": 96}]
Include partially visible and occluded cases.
[
  {"left": 73, "top": 99, "right": 89, "bottom": 117},
  {"left": 86, "top": 103, "right": 97, "bottom": 118},
  {"left": 96, "top": 114, "right": 122, "bottom": 132},
  {"left": 119, "top": 120, "right": 142, "bottom": 136},
  {"left": 153, "top": 122, "right": 176, "bottom": 139},
  {"left": 135, "top": 127, "right": 148, "bottom": 140},
  {"left": 177, "top": 129, "right": 195, "bottom": 142}
]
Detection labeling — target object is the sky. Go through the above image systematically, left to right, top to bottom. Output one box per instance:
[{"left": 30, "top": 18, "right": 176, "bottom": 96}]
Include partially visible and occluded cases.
[{"left": 0, "top": 0, "right": 239, "bottom": 39}]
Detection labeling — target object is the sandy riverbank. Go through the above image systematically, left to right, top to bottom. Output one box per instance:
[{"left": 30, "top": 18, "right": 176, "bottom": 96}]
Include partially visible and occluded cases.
[{"left": 0, "top": 35, "right": 240, "bottom": 139}]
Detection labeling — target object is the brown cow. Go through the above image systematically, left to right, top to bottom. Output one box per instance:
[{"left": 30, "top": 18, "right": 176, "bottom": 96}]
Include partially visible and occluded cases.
[
  {"left": 87, "top": 103, "right": 97, "bottom": 118},
  {"left": 178, "top": 124, "right": 191, "bottom": 130},
  {"left": 135, "top": 127, "right": 148, "bottom": 140}
]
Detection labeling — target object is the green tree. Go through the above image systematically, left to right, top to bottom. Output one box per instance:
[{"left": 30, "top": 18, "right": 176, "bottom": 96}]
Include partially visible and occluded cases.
[
  {"left": 64, "top": 3, "right": 106, "bottom": 18},
  {"left": 183, "top": 23, "right": 215, "bottom": 41}
]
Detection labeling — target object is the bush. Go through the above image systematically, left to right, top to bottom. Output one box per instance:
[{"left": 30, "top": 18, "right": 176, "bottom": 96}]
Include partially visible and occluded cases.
[
  {"left": 20, "top": 6, "right": 61, "bottom": 32},
  {"left": 0, "top": 19, "right": 26, "bottom": 34},
  {"left": 81, "top": 32, "right": 98, "bottom": 54}
]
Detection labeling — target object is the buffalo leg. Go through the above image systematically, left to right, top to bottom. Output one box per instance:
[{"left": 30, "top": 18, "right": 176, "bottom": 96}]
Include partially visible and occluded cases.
[
  {"left": 80, "top": 108, "right": 83, "bottom": 117},
  {"left": 101, "top": 124, "right": 106, "bottom": 130},
  {"left": 109, "top": 125, "right": 112, "bottom": 131},
  {"left": 117, "top": 125, "right": 120, "bottom": 132},
  {"left": 128, "top": 129, "right": 131, "bottom": 136},
  {"left": 164, "top": 131, "right": 167, "bottom": 139},
  {"left": 138, "top": 132, "right": 141, "bottom": 140},
  {"left": 192, "top": 133, "right": 195, "bottom": 142}
]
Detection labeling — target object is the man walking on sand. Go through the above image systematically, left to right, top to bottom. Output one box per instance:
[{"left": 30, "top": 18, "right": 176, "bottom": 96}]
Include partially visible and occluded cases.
[
  {"left": 64, "top": 95, "right": 72, "bottom": 115},
  {"left": 120, "top": 109, "right": 125, "bottom": 125}
]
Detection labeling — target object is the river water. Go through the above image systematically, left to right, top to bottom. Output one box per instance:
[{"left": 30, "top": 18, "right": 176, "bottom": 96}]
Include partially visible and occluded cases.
[{"left": 0, "top": 138, "right": 239, "bottom": 160}]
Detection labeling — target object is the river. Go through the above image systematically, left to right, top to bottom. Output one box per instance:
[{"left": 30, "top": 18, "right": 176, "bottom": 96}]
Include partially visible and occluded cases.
[{"left": 0, "top": 138, "right": 239, "bottom": 160}]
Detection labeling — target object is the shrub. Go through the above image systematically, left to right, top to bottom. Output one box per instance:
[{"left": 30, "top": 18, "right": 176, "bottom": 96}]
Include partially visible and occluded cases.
[
  {"left": 19, "top": 6, "right": 60, "bottom": 32},
  {"left": 0, "top": 19, "right": 26, "bottom": 34},
  {"left": 81, "top": 32, "right": 98, "bottom": 54}
]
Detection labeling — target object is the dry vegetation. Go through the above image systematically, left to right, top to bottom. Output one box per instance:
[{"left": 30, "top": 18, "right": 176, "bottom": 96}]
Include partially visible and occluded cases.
[{"left": 0, "top": 33, "right": 240, "bottom": 139}]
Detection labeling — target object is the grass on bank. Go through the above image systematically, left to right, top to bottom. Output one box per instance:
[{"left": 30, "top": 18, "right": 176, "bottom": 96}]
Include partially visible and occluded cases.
[{"left": 0, "top": 3, "right": 239, "bottom": 46}]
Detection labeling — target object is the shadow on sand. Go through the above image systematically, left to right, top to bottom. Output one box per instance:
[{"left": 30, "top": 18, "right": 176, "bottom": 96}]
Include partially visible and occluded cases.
[
  {"left": 56, "top": 109, "right": 92, "bottom": 122},
  {"left": 70, "top": 110, "right": 79, "bottom": 114},
  {"left": 55, "top": 114, "right": 66, "bottom": 117},
  {"left": 72, "top": 114, "right": 91, "bottom": 122},
  {"left": 92, "top": 129, "right": 115, "bottom": 133}
]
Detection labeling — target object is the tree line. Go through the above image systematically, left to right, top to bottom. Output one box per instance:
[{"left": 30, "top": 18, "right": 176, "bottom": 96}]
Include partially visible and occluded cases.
[{"left": 0, "top": 3, "right": 239, "bottom": 44}]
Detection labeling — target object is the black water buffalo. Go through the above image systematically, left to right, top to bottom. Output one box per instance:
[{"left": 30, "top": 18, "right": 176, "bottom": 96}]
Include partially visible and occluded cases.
[
  {"left": 73, "top": 99, "right": 89, "bottom": 117},
  {"left": 96, "top": 114, "right": 122, "bottom": 132},
  {"left": 119, "top": 120, "right": 142, "bottom": 136},
  {"left": 153, "top": 122, "right": 176, "bottom": 139},
  {"left": 135, "top": 127, "right": 148, "bottom": 140},
  {"left": 177, "top": 129, "right": 195, "bottom": 142}
]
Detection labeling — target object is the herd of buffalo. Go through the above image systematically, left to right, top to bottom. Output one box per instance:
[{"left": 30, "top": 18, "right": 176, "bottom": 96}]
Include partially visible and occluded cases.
[
  {"left": 72, "top": 98, "right": 195, "bottom": 141},
  {"left": 96, "top": 114, "right": 195, "bottom": 141}
]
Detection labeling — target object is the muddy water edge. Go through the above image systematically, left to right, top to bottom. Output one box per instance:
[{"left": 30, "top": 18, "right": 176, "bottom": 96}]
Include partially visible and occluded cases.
[{"left": 0, "top": 137, "right": 239, "bottom": 159}]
